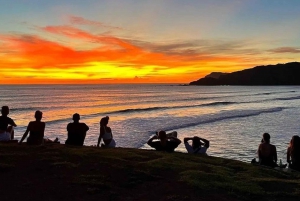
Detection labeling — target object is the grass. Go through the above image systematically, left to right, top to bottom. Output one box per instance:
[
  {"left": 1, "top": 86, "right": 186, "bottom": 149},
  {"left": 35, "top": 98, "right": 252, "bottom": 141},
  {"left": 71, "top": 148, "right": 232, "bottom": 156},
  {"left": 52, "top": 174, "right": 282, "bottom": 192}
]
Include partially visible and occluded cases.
[{"left": 0, "top": 143, "right": 300, "bottom": 201}]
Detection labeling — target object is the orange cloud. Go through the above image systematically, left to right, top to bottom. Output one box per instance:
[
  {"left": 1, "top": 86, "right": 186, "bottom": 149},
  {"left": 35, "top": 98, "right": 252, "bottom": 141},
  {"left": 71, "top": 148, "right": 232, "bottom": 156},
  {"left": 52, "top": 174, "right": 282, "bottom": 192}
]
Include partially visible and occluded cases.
[{"left": 0, "top": 17, "right": 271, "bottom": 84}]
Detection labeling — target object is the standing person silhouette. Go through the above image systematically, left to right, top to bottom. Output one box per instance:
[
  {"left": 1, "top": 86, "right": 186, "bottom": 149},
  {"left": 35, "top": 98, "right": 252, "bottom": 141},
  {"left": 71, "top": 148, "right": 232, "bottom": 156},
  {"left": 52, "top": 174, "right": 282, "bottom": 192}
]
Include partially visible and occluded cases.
[
  {"left": 0, "top": 106, "right": 17, "bottom": 141},
  {"left": 19, "top": 110, "right": 45, "bottom": 145},
  {"left": 65, "top": 113, "right": 89, "bottom": 146},
  {"left": 97, "top": 116, "right": 116, "bottom": 148}
]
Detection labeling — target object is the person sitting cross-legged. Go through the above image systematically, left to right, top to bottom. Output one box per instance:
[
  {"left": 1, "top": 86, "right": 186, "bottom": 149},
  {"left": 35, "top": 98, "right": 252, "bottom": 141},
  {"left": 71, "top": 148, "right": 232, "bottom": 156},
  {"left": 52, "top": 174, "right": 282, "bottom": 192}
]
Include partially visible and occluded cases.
[
  {"left": 65, "top": 113, "right": 89, "bottom": 146},
  {"left": 147, "top": 130, "right": 181, "bottom": 152},
  {"left": 184, "top": 136, "right": 210, "bottom": 154}
]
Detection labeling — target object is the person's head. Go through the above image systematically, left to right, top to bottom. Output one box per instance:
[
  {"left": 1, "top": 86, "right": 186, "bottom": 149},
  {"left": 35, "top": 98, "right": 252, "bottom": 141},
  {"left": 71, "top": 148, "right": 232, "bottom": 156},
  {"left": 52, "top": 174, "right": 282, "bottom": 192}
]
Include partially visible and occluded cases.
[
  {"left": 1, "top": 106, "right": 9, "bottom": 116},
  {"left": 34, "top": 110, "right": 43, "bottom": 121},
  {"left": 73, "top": 113, "right": 80, "bottom": 122},
  {"left": 100, "top": 116, "right": 109, "bottom": 126},
  {"left": 158, "top": 130, "right": 167, "bottom": 142},
  {"left": 262, "top": 133, "right": 270, "bottom": 143},
  {"left": 290, "top": 135, "right": 300, "bottom": 148},
  {"left": 192, "top": 136, "right": 201, "bottom": 149}
]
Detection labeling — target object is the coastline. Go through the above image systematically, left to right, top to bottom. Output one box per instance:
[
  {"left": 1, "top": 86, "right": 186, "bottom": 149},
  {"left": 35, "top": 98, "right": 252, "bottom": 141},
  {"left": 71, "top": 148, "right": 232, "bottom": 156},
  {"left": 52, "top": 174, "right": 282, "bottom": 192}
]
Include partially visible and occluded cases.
[{"left": 1, "top": 143, "right": 300, "bottom": 201}]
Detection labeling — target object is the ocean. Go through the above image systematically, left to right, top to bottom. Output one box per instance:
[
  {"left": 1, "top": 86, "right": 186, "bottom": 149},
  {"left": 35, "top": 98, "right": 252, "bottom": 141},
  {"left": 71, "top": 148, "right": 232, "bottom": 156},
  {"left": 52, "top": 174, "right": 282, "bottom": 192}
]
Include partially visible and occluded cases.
[{"left": 1, "top": 84, "right": 300, "bottom": 163}]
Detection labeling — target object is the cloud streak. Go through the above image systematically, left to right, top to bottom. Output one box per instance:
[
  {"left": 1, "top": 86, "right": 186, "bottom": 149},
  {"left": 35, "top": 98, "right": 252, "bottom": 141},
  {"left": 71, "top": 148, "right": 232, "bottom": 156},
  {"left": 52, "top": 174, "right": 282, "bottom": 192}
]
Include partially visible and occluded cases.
[
  {"left": 0, "top": 15, "right": 296, "bottom": 84},
  {"left": 269, "top": 47, "right": 300, "bottom": 54}
]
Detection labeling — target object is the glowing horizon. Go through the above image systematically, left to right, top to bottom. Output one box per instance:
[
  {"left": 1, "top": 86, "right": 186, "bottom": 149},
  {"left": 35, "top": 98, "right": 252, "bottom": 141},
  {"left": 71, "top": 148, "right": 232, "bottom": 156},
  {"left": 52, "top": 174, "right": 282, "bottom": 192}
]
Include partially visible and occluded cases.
[{"left": 1, "top": 1, "right": 300, "bottom": 84}]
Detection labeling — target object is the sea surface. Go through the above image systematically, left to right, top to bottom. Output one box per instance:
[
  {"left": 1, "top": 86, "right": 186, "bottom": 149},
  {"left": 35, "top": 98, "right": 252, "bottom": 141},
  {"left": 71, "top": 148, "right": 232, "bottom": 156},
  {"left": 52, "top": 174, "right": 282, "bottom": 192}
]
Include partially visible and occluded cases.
[{"left": 1, "top": 84, "right": 300, "bottom": 163}]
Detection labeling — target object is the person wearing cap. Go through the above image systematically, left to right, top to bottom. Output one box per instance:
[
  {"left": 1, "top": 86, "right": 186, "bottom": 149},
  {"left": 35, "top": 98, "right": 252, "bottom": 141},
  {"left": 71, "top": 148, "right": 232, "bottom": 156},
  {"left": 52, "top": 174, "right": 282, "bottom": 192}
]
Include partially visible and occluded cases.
[
  {"left": 0, "top": 106, "right": 17, "bottom": 141},
  {"left": 19, "top": 110, "right": 45, "bottom": 145},
  {"left": 65, "top": 113, "right": 89, "bottom": 146},
  {"left": 97, "top": 116, "right": 116, "bottom": 148},
  {"left": 147, "top": 130, "right": 181, "bottom": 152},
  {"left": 184, "top": 136, "right": 210, "bottom": 154}
]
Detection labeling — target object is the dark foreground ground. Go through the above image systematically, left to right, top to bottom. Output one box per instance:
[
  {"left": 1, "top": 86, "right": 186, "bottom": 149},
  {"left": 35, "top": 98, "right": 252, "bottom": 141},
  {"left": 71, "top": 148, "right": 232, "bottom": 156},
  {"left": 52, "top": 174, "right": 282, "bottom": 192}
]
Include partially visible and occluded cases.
[{"left": 1, "top": 144, "right": 300, "bottom": 201}]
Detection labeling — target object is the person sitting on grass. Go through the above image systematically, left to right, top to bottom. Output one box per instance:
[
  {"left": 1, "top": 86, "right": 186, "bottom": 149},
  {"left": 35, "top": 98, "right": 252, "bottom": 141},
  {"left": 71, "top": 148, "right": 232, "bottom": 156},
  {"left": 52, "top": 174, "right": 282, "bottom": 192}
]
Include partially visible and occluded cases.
[
  {"left": 0, "top": 106, "right": 17, "bottom": 141},
  {"left": 19, "top": 110, "right": 46, "bottom": 145},
  {"left": 65, "top": 113, "right": 89, "bottom": 146},
  {"left": 97, "top": 116, "right": 116, "bottom": 148},
  {"left": 147, "top": 130, "right": 181, "bottom": 152},
  {"left": 258, "top": 133, "right": 279, "bottom": 168},
  {"left": 287, "top": 135, "right": 300, "bottom": 171},
  {"left": 184, "top": 136, "right": 210, "bottom": 154}
]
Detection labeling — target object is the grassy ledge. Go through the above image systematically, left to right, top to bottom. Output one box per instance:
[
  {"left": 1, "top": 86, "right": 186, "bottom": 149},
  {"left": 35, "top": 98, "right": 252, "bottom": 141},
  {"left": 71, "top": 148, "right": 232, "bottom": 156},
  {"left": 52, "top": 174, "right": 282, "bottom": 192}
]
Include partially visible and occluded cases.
[{"left": 1, "top": 144, "right": 300, "bottom": 201}]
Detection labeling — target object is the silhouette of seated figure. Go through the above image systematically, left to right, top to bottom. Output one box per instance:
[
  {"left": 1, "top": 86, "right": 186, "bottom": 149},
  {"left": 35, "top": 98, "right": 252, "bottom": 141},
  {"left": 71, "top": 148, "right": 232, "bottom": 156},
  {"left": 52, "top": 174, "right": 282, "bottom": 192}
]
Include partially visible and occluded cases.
[
  {"left": 0, "top": 106, "right": 17, "bottom": 141},
  {"left": 19, "top": 110, "right": 45, "bottom": 145},
  {"left": 65, "top": 113, "right": 89, "bottom": 146},
  {"left": 147, "top": 130, "right": 181, "bottom": 152},
  {"left": 258, "top": 133, "right": 278, "bottom": 167},
  {"left": 287, "top": 135, "right": 300, "bottom": 171},
  {"left": 184, "top": 136, "right": 210, "bottom": 154}
]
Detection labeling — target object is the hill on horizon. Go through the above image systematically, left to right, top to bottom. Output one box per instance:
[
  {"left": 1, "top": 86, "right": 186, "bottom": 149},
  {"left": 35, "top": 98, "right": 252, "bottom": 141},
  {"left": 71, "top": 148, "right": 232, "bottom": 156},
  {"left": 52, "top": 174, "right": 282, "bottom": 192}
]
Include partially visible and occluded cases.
[{"left": 190, "top": 62, "right": 300, "bottom": 85}]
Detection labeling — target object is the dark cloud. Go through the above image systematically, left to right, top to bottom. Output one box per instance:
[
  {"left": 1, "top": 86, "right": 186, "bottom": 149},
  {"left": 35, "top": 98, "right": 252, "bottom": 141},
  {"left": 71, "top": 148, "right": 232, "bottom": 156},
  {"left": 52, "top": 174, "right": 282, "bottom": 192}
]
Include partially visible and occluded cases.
[{"left": 268, "top": 47, "right": 300, "bottom": 54}]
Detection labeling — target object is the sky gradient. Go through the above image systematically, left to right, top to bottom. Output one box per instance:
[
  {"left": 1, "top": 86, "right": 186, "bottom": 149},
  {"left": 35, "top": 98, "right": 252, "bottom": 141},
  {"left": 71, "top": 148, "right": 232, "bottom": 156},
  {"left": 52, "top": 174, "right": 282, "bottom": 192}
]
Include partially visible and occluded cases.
[{"left": 1, "top": 0, "right": 300, "bottom": 84}]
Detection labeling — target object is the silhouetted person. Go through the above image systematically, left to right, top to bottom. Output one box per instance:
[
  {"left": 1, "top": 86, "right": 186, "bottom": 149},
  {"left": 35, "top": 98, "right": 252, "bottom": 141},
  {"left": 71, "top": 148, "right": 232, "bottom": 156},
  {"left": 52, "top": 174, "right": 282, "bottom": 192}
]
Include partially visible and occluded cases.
[
  {"left": 0, "top": 106, "right": 17, "bottom": 141},
  {"left": 19, "top": 110, "right": 45, "bottom": 145},
  {"left": 65, "top": 113, "right": 89, "bottom": 146},
  {"left": 97, "top": 116, "right": 116, "bottom": 147},
  {"left": 147, "top": 130, "right": 181, "bottom": 152},
  {"left": 258, "top": 133, "right": 277, "bottom": 167},
  {"left": 287, "top": 135, "right": 300, "bottom": 171},
  {"left": 184, "top": 136, "right": 210, "bottom": 154}
]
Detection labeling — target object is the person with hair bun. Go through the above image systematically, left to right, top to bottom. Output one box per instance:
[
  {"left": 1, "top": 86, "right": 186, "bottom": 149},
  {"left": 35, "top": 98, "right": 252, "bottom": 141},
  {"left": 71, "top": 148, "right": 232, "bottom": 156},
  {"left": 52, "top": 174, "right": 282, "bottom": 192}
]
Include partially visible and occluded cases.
[
  {"left": 19, "top": 110, "right": 45, "bottom": 145},
  {"left": 97, "top": 116, "right": 116, "bottom": 148}
]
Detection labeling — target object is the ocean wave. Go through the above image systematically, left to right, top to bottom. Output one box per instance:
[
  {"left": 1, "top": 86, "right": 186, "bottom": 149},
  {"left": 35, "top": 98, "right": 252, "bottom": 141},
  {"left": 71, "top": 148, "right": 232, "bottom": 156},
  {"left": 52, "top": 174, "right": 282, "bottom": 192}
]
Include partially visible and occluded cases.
[
  {"left": 274, "top": 95, "right": 300, "bottom": 101},
  {"left": 44, "top": 101, "right": 238, "bottom": 125},
  {"left": 158, "top": 107, "right": 286, "bottom": 132}
]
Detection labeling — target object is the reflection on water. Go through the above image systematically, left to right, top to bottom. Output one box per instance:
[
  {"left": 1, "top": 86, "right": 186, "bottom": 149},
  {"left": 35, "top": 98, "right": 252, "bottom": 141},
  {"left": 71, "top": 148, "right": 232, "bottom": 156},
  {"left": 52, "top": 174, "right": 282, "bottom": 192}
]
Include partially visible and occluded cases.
[{"left": 1, "top": 85, "right": 300, "bottom": 163}]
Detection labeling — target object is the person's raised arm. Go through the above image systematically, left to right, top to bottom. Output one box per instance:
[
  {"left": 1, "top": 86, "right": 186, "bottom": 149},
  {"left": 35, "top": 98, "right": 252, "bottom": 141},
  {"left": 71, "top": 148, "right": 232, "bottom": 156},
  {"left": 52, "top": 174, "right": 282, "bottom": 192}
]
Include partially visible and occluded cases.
[
  {"left": 19, "top": 123, "right": 31, "bottom": 144},
  {"left": 147, "top": 135, "right": 158, "bottom": 147},
  {"left": 169, "top": 136, "right": 181, "bottom": 145},
  {"left": 184, "top": 137, "right": 193, "bottom": 143},
  {"left": 200, "top": 137, "right": 210, "bottom": 148}
]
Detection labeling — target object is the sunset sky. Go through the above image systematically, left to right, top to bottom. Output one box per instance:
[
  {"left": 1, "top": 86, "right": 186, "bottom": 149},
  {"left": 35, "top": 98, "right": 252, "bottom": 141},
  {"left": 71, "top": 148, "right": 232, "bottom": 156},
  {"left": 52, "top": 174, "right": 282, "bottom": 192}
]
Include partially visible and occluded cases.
[{"left": 1, "top": 0, "right": 300, "bottom": 84}]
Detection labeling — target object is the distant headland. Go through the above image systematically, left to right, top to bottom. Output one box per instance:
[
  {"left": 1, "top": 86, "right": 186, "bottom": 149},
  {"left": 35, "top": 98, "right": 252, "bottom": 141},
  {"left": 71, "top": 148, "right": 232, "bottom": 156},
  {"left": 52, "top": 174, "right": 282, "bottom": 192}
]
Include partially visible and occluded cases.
[{"left": 190, "top": 62, "right": 300, "bottom": 85}]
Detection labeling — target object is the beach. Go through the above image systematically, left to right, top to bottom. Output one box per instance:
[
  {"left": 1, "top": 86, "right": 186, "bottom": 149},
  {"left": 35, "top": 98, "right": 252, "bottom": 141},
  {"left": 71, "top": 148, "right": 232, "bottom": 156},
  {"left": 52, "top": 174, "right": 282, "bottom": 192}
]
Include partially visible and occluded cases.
[{"left": 1, "top": 84, "right": 300, "bottom": 162}]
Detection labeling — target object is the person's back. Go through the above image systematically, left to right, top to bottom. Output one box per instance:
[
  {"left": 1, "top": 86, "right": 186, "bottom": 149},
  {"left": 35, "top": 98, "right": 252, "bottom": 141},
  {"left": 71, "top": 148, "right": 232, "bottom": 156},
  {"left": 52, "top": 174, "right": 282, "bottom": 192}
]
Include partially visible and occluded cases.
[
  {"left": 19, "top": 110, "right": 45, "bottom": 145},
  {"left": 66, "top": 113, "right": 89, "bottom": 146},
  {"left": 27, "top": 121, "right": 45, "bottom": 145},
  {"left": 66, "top": 123, "right": 89, "bottom": 146},
  {"left": 147, "top": 131, "right": 181, "bottom": 152},
  {"left": 258, "top": 133, "right": 277, "bottom": 167},
  {"left": 287, "top": 135, "right": 300, "bottom": 171},
  {"left": 184, "top": 136, "right": 210, "bottom": 154}
]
